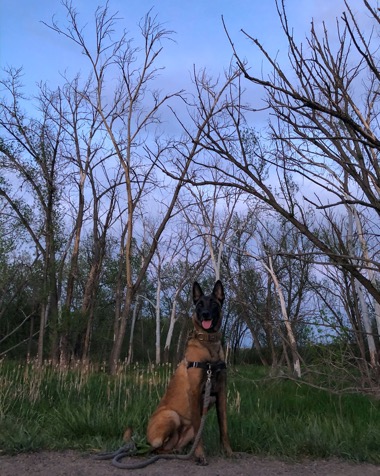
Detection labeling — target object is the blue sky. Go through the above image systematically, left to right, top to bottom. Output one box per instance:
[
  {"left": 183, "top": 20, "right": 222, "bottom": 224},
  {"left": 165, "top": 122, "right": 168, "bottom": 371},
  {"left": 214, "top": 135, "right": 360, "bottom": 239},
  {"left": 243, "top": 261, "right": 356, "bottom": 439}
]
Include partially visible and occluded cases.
[{"left": 0, "top": 0, "right": 368, "bottom": 102}]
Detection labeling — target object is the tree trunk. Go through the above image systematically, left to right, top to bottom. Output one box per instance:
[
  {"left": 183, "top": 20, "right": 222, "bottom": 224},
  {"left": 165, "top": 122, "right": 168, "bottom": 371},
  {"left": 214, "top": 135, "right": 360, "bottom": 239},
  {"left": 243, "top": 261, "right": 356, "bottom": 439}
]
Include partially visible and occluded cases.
[
  {"left": 60, "top": 182, "right": 85, "bottom": 365},
  {"left": 347, "top": 203, "right": 378, "bottom": 367},
  {"left": 352, "top": 207, "right": 380, "bottom": 345},
  {"left": 267, "top": 257, "right": 301, "bottom": 378},
  {"left": 264, "top": 274, "right": 277, "bottom": 367},
  {"left": 155, "top": 277, "right": 161, "bottom": 365},
  {"left": 355, "top": 281, "right": 377, "bottom": 367},
  {"left": 110, "top": 289, "right": 133, "bottom": 374},
  {"left": 163, "top": 292, "right": 179, "bottom": 363},
  {"left": 126, "top": 298, "right": 141, "bottom": 365},
  {"left": 37, "top": 301, "right": 49, "bottom": 366},
  {"left": 82, "top": 302, "right": 96, "bottom": 363},
  {"left": 27, "top": 314, "right": 34, "bottom": 361}
]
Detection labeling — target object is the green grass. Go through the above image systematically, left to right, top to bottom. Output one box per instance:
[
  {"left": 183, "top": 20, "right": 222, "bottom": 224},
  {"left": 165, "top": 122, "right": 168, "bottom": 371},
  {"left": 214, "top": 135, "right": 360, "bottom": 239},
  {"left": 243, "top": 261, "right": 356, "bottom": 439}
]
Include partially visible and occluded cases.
[{"left": 1, "top": 360, "right": 380, "bottom": 463}]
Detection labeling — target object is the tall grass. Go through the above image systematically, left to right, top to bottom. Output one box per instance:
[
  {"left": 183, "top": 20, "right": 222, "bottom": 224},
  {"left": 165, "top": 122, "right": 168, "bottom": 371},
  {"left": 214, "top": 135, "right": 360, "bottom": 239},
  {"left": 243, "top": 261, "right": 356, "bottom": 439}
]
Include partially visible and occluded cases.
[
  {"left": 0, "top": 359, "right": 172, "bottom": 453},
  {"left": 1, "top": 359, "right": 380, "bottom": 463},
  {"left": 224, "top": 369, "right": 380, "bottom": 462}
]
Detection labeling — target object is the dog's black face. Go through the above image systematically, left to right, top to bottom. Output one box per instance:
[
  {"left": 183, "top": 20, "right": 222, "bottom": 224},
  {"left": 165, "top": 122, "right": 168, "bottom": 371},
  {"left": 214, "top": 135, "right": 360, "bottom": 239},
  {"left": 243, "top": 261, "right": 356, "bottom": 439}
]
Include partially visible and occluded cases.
[{"left": 192, "top": 280, "right": 225, "bottom": 332}]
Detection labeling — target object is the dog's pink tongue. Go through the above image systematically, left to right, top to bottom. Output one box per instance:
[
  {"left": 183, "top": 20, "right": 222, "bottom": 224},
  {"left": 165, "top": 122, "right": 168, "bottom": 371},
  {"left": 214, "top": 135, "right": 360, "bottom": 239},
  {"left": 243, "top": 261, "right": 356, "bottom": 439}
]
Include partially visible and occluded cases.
[{"left": 202, "top": 320, "right": 212, "bottom": 330}]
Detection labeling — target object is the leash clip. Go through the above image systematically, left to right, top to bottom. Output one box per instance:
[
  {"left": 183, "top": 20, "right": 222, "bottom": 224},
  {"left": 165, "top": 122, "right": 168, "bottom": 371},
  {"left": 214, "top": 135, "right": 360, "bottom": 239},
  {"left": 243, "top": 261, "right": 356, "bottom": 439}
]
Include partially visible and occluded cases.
[{"left": 206, "top": 363, "right": 212, "bottom": 382}]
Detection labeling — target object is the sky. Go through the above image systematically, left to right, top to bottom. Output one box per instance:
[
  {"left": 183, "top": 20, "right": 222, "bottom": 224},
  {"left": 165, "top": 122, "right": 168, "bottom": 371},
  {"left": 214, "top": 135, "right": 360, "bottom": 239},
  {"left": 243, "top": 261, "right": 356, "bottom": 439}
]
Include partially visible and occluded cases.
[{"left": 0, "top": 0, "right": 371, "bottom": 111}]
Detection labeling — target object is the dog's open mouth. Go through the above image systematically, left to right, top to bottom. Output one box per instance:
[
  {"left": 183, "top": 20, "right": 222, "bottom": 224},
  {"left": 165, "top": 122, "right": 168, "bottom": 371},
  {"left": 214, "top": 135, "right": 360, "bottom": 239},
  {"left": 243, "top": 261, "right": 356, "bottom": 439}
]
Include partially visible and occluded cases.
[{"left": 201, "top": 319, "right": 213, "bottom": 330}]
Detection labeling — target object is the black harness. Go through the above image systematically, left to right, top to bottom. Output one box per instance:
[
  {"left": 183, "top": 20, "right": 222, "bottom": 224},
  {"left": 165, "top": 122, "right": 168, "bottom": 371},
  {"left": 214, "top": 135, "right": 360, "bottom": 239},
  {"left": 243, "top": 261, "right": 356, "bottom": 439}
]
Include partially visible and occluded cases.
[
  {"left": 187, "top": 360, "right": 227, "bottom": 372},
  {"left": 187, "top": 360, "right": 227, "bottom": 401}
]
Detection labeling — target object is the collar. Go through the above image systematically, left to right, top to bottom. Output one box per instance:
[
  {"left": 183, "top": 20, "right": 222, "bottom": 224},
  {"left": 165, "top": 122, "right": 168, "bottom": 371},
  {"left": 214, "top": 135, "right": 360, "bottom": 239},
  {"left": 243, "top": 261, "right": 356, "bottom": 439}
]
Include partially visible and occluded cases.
[{"left": 192, "top": 330, "right": 222, "bottom": 343}]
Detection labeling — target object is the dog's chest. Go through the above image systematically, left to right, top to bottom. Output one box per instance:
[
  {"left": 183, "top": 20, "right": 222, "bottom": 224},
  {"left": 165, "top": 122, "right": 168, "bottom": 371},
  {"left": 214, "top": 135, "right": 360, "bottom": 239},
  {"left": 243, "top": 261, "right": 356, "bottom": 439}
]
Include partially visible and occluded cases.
[
  {"left": 185, "top": 338, "right": 224, "bottom": 362},
  {"left": 208, "top": 345, "right": 224, "bottom": 362}
]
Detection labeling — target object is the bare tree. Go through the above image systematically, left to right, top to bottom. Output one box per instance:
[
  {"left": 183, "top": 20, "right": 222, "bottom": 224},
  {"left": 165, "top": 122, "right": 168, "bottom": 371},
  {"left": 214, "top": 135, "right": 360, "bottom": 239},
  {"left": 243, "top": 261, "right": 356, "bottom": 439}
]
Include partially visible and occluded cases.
[
  {"left": 218, "top": 0, "right": 380, "bottom": 304},
  {"left": 45, "top": 2, "right": 208, "bottom": 373},
  {"left": 171, "top": 3, "right": 380, "bottom": 369},
  {"left": 0, "top": 70, "right": 67, "bottom": 365},
  {"left": 48, "top": 76, "right": 110, "bottom": 364},
  {"left": 181, "top": 181, "right": 243, "bottom": 281},
  {"left": 223, "top": 210, "right": 271, "bottom": 366},
  {"left": 161, "top": 218, "right": 209, "bottom": 363}
]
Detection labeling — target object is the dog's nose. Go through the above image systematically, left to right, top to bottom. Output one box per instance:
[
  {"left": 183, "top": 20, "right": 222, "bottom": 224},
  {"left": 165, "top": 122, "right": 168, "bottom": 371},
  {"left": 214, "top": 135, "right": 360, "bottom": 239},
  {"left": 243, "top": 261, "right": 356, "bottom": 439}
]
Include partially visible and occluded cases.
[{"left": 201, "top": 311, "right": 210, "bottom": 319}]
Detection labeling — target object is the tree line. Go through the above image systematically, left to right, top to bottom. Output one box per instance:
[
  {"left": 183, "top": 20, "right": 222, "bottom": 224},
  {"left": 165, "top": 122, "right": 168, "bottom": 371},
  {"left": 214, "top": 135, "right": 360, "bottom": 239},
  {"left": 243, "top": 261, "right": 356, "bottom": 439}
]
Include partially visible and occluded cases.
[{"left": 0, "top": 0, "right": 379, "bottom": 392}]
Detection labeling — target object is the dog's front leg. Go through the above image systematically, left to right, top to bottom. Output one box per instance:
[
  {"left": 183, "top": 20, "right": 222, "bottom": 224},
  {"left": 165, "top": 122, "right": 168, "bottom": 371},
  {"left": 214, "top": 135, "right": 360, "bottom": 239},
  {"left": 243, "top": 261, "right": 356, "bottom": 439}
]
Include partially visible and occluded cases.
[
  {"left": 189, "top": 374, "right": 207, "bottom": 465},
  {"left": 192, "top": 400, "right": 207, "bottom": 465}
]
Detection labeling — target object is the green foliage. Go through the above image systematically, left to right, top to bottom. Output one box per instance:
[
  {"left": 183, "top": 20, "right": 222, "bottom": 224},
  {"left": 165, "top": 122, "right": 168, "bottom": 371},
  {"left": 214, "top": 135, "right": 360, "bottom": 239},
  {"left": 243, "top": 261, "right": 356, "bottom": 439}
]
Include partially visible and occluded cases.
[{"left": 1, "top": 361, "right": 380, "bottom": 463}]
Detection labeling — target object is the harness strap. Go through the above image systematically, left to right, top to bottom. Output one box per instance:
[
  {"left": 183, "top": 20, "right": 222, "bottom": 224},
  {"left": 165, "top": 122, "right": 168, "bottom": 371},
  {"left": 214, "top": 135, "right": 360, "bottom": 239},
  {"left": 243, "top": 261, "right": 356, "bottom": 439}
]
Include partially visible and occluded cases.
[{"left": 187, "top": 360, "right": 227, "bottom": 371}]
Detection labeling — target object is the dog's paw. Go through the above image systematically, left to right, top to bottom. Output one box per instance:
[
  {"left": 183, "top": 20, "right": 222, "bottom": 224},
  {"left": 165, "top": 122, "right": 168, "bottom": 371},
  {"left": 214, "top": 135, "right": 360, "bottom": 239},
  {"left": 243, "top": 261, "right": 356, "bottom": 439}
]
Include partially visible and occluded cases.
[
  {"left": 224, "top": 447, "right": 233, "bottom": 458},
  {"left": 229, "top": 451, "right": 252, "bottom": 460},
  {"left": 195, "top": 456, "right": 208, "bottom": 466}
]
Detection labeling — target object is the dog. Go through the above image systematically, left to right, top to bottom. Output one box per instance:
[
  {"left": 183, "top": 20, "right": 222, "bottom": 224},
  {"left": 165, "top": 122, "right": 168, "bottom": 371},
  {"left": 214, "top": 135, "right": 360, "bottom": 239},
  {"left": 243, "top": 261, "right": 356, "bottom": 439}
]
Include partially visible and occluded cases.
[{"left": 146, "top": 280, "right": 232, "bottom": 465}]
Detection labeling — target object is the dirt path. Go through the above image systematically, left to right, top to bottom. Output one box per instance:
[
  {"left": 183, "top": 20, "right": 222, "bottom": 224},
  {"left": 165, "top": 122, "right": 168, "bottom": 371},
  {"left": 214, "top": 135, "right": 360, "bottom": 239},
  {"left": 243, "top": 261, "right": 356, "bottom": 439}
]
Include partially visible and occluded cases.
[{"left": 1, "top": 451, "right": 380, "bottom": 476}]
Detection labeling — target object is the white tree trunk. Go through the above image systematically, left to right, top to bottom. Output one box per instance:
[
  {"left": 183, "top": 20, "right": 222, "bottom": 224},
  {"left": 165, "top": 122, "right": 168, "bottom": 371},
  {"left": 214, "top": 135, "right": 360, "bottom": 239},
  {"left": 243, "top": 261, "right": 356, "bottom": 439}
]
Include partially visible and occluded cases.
[
  {"left": 347, "top": 205, "right": 378, "bottom": 366},
  {"left": 353, "top": 207, "right": 380, "bottom": 342},
  {"left": 266, "top": 257, "right": 301, "bottom": 378},
  {"left": 155, "top": 278, "right": 161, "bottom": 365},
  {"left": 355, "top": 281, "right": 377, "bottom": 367},
  {"left": 164, "top": 289, "right": 179, "bottom": 357},
  {"left": 37, "top": 296, "right": 51, "bottom": 366},
  {"left": 126, "top": 298, "right": 139, "bottom": 365}
]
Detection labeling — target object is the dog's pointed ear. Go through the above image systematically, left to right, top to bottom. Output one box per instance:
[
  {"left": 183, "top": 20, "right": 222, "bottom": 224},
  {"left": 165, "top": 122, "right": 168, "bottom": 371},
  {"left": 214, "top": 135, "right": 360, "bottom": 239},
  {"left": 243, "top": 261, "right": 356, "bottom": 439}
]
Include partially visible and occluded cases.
[
  {"left": 213, "top": 280, "right": 225, "bottom": 306},
  {"left": 193, "top": 282, "right": 203, "bottom": 304}
]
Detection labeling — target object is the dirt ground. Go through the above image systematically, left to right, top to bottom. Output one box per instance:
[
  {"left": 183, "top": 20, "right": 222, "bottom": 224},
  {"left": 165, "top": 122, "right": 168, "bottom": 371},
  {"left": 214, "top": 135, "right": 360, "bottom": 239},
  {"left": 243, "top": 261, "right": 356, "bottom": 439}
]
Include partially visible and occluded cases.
[{"left": 1, "top": 451, "right": 380, "bottom": 476}]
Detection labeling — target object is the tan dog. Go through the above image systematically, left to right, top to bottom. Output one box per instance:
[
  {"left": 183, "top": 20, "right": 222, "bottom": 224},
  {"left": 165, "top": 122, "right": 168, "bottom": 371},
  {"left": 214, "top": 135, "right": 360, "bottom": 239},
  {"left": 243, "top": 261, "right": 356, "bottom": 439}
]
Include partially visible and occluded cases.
[{"left": 146, "top": 280, "right": 232, "bottom": 465}]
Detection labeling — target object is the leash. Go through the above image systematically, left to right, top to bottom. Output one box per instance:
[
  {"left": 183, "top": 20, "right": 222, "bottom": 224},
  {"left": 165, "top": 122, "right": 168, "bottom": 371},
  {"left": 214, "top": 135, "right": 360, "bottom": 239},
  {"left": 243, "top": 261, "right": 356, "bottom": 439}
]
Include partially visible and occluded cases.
[{"left": 95, "top": 365, "right": 213, "bottom": 470}]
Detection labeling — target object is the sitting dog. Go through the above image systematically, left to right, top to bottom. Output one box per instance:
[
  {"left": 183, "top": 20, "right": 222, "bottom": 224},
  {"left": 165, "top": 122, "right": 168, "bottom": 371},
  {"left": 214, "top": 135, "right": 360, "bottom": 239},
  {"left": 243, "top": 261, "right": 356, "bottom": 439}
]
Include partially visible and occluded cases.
[{"left": 146, "top": 280, "right": 232, "bottom": 465}]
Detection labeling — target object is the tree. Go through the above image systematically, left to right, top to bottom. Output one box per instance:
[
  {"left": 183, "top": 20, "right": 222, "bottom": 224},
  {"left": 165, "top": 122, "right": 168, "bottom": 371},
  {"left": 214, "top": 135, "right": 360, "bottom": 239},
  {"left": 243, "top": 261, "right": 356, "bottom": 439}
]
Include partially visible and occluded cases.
[
  {"left": 220, "top": 0, "right": 380, "bottom": 305},
  {"left": 45, "top": 2, "right": 204, "bottom": 373},
  {"left": 174, "top": 2, "right": 380, "bottom": 377},
  {"left": 0, "top": 70, "right": 67, "bottom": 364},
  {"left": 52, "top": 75, "right": 117, "bottom": 364},
  {"left": 182, "top": 181, "right": 244, "bottom": 281},
  {"left": 223, "top": 213, "right": 270, "bottom": 366},
  {"left": 160, "top": 218, "right": 209, "bottom": 363}
]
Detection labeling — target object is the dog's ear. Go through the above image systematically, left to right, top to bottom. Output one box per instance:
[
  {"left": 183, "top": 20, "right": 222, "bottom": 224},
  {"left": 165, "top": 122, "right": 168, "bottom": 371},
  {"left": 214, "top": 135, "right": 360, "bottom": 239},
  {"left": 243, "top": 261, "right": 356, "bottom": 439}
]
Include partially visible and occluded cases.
[
  {"left": 213, "top": 280, "right": 225, "bottom": 306},
  {"left": 193, "top": 282, "right": 203, "bottom": 304}
]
